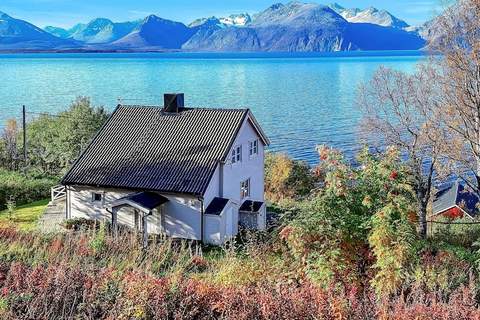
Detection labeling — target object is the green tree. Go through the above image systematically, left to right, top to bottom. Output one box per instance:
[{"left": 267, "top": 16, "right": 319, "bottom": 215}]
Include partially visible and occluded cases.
[{"left": 26, "top": 97, "right": 109, "bottom": 175}]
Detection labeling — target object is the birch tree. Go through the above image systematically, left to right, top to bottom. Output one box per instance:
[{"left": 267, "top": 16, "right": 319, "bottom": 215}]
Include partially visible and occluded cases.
[
  {"left": 432, "top": 0, "right": 480, "bottom": 191},
  {"left": 358, "top": 66, "right": 442, "bottom": 238},
  {"left": 0, "top": 119, "right": 20, "bottom": 171}
]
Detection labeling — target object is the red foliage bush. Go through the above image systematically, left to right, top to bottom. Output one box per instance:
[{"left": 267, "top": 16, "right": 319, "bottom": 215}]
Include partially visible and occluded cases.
[
  {"left": 0, "top": 227, "right": 479, "bottom": 319},
  {"left": 0, "top": 261, "right": 478, "bottom": 319}
]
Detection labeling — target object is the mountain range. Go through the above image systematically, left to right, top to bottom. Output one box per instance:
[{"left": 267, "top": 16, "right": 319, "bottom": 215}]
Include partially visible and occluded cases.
[{"left": 0, "top": 2, "right": 432, "bottom": 52}]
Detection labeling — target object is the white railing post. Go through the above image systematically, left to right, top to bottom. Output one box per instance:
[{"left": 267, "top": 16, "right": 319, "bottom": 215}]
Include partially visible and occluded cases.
[{"left": 51, "top": 185, "right": 67, "bottom": 202}]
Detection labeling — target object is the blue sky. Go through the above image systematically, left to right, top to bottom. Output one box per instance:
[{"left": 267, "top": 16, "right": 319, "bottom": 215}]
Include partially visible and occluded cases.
[{"left": 1, "top": 0, "right": 444, "bottom": 28}]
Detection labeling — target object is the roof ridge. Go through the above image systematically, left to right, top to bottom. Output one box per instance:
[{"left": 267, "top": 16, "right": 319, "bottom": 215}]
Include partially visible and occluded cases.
[{"left": 119, "top": 105, "right": 249, "bottom": 112}]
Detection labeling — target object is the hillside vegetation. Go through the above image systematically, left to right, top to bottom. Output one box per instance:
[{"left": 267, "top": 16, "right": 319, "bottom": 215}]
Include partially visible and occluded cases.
[{"left": 0, "top": 1, "right": 480, "bottom": 318}]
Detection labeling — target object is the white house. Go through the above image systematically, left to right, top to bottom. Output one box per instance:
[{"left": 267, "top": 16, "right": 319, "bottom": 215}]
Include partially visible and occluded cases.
[{"left": 61, "top": 93, "right": 270, "bottom": 245}]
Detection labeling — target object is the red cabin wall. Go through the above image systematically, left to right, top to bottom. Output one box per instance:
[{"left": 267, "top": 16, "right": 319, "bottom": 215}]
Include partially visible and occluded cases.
[{"left": 442, "top": 207, "right": 464, "bottom": 219}]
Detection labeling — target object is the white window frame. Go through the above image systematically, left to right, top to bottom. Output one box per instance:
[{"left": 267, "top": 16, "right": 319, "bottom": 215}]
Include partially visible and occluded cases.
[
  {"left": 249, "top": 139, "right": 259, "bottom": 158},
  {"left": 231, "top": 145, "right": 242, "bottom": 164},
  {"left": 240, "top": 178, "right": 250, "bottom": 199},
  {"left": 91, "top": 192, "right": 103, "bottom": 203}
]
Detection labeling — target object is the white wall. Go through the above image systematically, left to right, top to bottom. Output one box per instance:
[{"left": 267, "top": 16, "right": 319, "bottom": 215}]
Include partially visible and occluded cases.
[
  {"left": 201, "top": 115, "right": 266, "bottom": 236},
  {"left": 221, "top": 117, "right": 265, "bottom": 204},
  {"left": 203, "top": 165, "right": 220, "bottom": 206},
  {"left": 67, "top": 186, "right": 202, "bottom": 240},
  {"left": 161, "top": 194, "right": 202, "bottom": 240},
  {"left": 203, "top": 200, "right": 239, "bottom": 245},
  {"left": 204, "top": 214, "right": 221, "bottom": 245}
]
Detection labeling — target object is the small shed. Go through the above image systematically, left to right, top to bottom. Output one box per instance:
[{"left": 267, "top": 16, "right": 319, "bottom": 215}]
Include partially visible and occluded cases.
[{"left": 432, "top": 182, "right": 480, "bottom": 219}]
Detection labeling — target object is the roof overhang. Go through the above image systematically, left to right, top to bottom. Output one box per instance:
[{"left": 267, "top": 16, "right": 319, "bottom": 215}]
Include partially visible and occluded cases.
[
  {"left": 246, "top": 110, "right": 271, "bottom": 146},
  {"left": 65, "top": 183, "right": 201, "bottom": 197},
  {"left": 110, "top": 191, "right": 169, "bottom": 213}
]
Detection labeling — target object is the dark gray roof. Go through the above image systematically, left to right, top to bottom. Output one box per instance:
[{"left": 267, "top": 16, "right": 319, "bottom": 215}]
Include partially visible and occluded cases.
[
  {"left": 62, "top": 105, "right": 268, "bottom": 195},
  {"left": 433, "top": 182, "right": 480, "bottom": 217},
  {"left": 111, "top": 191, "right": 169, "bottom": 212},
  {"left": 127, "top": 192, "right": 169, "bottom": 210},
  {"left": 204, "top": 197, "right": 229, "bottom": 215},
  {"left": 239, "top": 200, "right": 264, "bottom": 212}
]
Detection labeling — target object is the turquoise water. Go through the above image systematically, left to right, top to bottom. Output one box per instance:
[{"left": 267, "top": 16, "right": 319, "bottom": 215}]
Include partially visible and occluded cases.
[{"left": 0, "top": 51, "right": 424, "bottom": 163}]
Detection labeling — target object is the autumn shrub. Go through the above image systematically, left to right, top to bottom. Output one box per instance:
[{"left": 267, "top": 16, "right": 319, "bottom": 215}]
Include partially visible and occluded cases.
[
  {"left": 282, "top": 146, "right": 417, "bottom": 290},
  {"left": 264, "top": 152, "right": 316, "bottom": 202},
  {"left": 369, "top": 199, "right": 417, "bottom": 296},
  {"left": 63, "top": 217, "right": 97, "bottom": 230},
  {"left": 0, "top": 226, "right": 478, "bottom": 318},
  {"left": 407, "top": 245, "right": 476, "bottom": 300},
  {"left": 0, "top": 259, "right": 479, "bottom": 319}
]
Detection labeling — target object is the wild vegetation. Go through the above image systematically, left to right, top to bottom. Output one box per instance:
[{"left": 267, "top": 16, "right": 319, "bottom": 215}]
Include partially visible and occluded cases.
[
  {"left": 0, "top": 0, "right": 480, "bottom": 318},
  {"left": 0, "top": 97, "right": 108, "bottom": 209},
  {"left": 0, "top": 146, "right": 479, "bottom": 318}
]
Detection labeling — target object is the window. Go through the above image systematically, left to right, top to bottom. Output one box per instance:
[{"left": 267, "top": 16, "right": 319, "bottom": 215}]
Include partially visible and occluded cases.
[
  {"left": 249, "top": 139, "right": 259, "bottom": 157},
  {"left": 231, "top": 145, "right": 242, "bottom": 164},
  {"left": 240, "top": 178, "right": 250, "bottom": 199},
  {"left": 92, "top": 192, "right": 102, "bottom": 202}
]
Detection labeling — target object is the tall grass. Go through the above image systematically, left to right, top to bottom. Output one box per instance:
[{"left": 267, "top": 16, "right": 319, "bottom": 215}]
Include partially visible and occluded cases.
[{"left": 0, "top": 226, "right": 478, "bottom": 319}]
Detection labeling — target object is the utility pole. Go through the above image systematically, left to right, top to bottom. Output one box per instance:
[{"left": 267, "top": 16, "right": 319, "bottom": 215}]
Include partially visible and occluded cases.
[{"left": 22, "top": 105, "right": 27, "bottom": 167}]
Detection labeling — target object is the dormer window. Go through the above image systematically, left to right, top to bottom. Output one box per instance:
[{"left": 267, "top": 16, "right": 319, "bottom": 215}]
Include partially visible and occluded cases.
[
  {"left": 249, "top": 139, "right": 259, "bottom": 157},
  {"left": 231, "top": 145, "right": 242, "bottom": 164}
]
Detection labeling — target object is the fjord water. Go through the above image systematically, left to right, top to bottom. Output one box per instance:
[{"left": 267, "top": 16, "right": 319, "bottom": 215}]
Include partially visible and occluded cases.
[{"left": 0, "top": 52, "right": 423, "bottom": 163}]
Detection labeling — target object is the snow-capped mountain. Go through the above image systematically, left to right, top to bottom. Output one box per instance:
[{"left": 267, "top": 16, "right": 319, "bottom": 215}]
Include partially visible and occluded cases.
[
  {"left": 2, "top": 1, "right": 428, "bottom": 52},
  {"left": 183, "top": 2, "right": 424, "bottom": 52},
  {"left": 328, "top": 3, "right": 409, "bottom": 29},
  {"left": 189, "top": 13, "right": 251, "bottom": 28},
  {"left": 219, "top": 13, "right": 251, "bottom": 26},
  {"left": 188, "top": 17, "right": 224, "bottom": 28},
  {"left": 71, "top": 18, "right": 139, "bottom": 43},
  {"left": 43, "top": 26, "right": 71, "bottom": 39}
]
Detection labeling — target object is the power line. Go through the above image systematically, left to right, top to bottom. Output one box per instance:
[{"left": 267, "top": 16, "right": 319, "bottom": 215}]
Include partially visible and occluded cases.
[
  {"left": 25, "top": 111, "right": 106, "bottom": 124},
  {"left": 427, "top": 220, "right": 480, "bottom": 225}
]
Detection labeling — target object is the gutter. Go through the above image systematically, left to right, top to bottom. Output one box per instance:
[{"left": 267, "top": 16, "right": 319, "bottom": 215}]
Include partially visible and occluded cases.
[{"left": 198, "top": 196, "right": 204, "bottom": 244}]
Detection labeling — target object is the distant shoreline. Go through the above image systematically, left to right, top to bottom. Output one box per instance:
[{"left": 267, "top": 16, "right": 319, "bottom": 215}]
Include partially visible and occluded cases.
[{"left": 0, "top": 50, "right": 428, "bottom": 58}]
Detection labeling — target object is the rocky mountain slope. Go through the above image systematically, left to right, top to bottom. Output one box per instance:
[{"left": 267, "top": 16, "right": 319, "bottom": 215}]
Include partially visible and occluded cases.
[
  {"left": 0, "top": 2, "right": 430, "bottom": 52},
  {"left": 0, "top": 11, "right": 75, "bottom": 49}
]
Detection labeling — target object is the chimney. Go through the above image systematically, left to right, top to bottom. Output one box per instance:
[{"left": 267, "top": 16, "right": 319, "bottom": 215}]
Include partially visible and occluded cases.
[{"left": 163, "top": 93, "right": 184, "bottom": 113}]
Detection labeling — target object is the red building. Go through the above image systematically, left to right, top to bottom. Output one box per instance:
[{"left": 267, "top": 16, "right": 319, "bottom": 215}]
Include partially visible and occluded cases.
[{"left": 432, "top": 182, "right": 479, "bottom": 219}]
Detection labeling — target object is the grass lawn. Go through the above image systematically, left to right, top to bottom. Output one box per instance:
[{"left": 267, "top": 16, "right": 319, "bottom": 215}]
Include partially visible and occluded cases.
[{"left": 0, "top": 199, "right": 49, "bottom": 231}]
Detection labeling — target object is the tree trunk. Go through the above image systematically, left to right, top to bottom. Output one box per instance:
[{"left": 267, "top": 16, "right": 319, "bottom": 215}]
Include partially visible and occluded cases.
[{"left": 418, "top": 201, "right": 428, "bottom": 239}]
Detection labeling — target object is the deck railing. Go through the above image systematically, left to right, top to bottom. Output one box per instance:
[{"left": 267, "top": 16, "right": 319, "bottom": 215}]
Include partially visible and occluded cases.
[{"left": 51, "top": 185, "right": 66, "bottom": 202}]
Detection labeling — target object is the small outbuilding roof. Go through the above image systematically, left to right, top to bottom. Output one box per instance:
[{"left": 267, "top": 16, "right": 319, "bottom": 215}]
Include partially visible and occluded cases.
[
  {"left": 62, "top": 105, "right": 269, "bottom": 195},
  {"left": 432, "top": 182, "right": 480, "bottom": 218},
  {"left": 204, "top": 197, "right": 229, "bottom": 215},
  {"left": 239, "top": 200, "right": 264, "bottom": 213}
]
